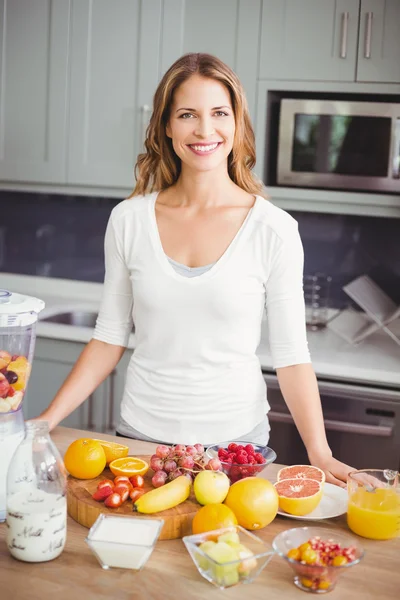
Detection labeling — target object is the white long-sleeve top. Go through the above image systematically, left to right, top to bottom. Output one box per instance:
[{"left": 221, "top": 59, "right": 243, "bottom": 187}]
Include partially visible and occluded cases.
[{"left": 93, "top": 192, "right": 311, "bottom": 445}]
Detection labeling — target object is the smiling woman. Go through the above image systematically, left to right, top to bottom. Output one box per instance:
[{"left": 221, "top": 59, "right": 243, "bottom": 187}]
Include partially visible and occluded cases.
[{"left": 35, "top": 53, "right": 354, "bottom": 489}]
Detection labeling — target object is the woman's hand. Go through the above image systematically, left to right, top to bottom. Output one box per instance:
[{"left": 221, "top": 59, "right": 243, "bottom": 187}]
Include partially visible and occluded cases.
[{"left": 309, "top": 452, "right": 354, "bottom": 488}]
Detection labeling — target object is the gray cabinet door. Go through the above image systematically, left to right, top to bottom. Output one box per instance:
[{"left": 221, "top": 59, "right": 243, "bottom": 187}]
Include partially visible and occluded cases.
[
  {"left": 0, "top": 0, "right": 69, "bottom": 183},
  {"left": 67, "top": 0, "right": 162, "bottom": 188},
  {"left": 160, "top": 0, "right": 261, "bottom": 121},
  {"left": 259, "top": 0, "right": 360, "bottom": 82},
  {"left": 356, "top": 0, "right": 400, "bottom": 83},
  {"left": 24, "top": 338, "right": 88, "bottom": 430}
]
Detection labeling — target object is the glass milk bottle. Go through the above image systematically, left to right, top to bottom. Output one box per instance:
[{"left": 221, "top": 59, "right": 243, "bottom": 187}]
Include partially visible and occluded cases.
[{"left": 6, "top": 421, "right": 67, "bottom": 562}]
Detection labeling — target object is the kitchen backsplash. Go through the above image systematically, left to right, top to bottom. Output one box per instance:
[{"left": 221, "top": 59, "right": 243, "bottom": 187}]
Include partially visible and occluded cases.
[{"left": 1, "top": 190, "right": 399, "bottom": 308}]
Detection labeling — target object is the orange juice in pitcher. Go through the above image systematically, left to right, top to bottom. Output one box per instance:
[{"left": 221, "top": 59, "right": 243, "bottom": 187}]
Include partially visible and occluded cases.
[{"left": 347, "top": 469, "right": 400, "bottom": 540}]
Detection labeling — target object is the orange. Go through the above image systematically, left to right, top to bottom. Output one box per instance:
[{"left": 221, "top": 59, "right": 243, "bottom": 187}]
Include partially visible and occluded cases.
[
  {"left": 8, "top": 357, "right": 31, "bottom": 392},
  {"left": 64, "top": 438, "right": 106, "bottom": 480},
  {"left": 92, "top": 439, "right": 129, "bottom": 464},
  {"left": 109, "top": 456, "right": 149, "bottom": 478},
  {"left": 277, "top": 465, "right": 325, "bottom": 485},
  {"left": 224, "top": 477, "right": 278, "bottom": 530},
  {"left": 274, "top": 478, "right": 322, "bottom": 516},
  {"left": 192, "top": 503, "right": 238, "bottom": 535}
]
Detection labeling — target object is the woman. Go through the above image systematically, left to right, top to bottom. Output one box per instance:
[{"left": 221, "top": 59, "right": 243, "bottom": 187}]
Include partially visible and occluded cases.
[{"left": 37, "top": 53, "right": 352, "bottom": 487}]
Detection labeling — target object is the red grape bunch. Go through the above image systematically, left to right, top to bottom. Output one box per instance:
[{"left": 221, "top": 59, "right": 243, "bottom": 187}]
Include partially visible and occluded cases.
[{"left": 150, "top": 443, "right": 222, "bottom": 487}]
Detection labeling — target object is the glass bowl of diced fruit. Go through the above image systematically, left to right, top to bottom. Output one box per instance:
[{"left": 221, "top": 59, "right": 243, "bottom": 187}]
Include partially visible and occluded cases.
[
  {"left": 206, "top": 442, "right": 277, "bottom": 483},
  {"left": 183, "top": 525, "right": 273, "bottom": 589},
  {"left": 272, "top": 527, "right": 364, "bottom": 593}
]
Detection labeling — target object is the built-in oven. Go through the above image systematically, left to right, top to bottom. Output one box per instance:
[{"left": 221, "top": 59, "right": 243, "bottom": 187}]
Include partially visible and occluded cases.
[
  {"left": 277, "top": 99, "right": 400, "bottom": 194},
  {"left": 263, "top": 372, "right": 400, "bottom": 471}
]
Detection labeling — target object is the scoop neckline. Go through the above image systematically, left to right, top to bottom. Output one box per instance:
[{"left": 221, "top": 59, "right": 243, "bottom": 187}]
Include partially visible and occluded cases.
[{"left": 148, "top": 191, "right": 260, "bottom": 283}]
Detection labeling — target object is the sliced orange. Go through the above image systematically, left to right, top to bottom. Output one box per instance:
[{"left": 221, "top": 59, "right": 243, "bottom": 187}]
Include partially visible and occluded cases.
[
  {"left": 92, "top": 439, "right": 129, "bottom": 464},
  {"left": 109, "top": 456, "right": 149, "bottom": 478},
  {"left": 274, "top": 478, "right": 322, "bottom": 516}
]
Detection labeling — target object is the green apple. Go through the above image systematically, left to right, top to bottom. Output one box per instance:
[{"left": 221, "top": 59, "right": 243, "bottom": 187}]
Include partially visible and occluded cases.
[
  {"left": 193, "top": 470, "right": 230, "bottom": 505},
  {"left": 217, "top": 531, "right": 240, "bottom": 546},
  {"left": 196, "top": 541, "right": 216, "bottom": 570}
]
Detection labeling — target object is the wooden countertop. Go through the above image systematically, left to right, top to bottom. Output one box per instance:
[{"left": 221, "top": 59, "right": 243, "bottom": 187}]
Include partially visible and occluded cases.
[{"left": 0, "top": 427, "right": 399, "bottom": 600}]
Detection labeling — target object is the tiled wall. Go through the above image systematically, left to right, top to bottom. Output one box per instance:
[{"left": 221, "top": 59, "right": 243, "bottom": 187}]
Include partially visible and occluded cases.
[{"left": 1, "top": 190, "right": 399, "bottom": 308}]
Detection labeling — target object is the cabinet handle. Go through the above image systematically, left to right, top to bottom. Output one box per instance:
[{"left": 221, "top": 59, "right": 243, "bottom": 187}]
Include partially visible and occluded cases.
[
  {"left": 340, "top": 12, "right": 349, "bottom": 59},
  {"left": 364, "top": 12, "right": 373, "bottom": 58},
  {"left": 141, "top": 104, "right": 151, "bottom": 149},
  {"left": 392, "top": 119, "right": 400, "bottom": 179},
  {"left": 268, "top": 411, "right": 393, "bottom": 437}
]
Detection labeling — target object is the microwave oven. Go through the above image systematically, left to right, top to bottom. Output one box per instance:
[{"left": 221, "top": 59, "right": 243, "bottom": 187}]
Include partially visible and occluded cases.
[{"left": 277, "top": 99, "right": 400, "bottom": 194}]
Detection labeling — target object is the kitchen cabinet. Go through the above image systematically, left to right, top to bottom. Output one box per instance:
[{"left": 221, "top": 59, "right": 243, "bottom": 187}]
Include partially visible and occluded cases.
[
  {"left": 0, "top": 0, "right": 69, "bottom": 183},
  {"left": 67, "top": 0, "right": 163, "bottom": 188},
  {"left": 160, "top": 0, "right": 261, "bottom": 120},
  {"left": 259, "top": 0, "right": 400, "bottom": 84},
  {"left": 259, "top": 0, "right": 360, "bottom": 82},
  {"left": 356, "top": 0, "right": 400, "bottom": 83},
  {"left": 24, "top": 338, "right": 90, "bottom": 429}
]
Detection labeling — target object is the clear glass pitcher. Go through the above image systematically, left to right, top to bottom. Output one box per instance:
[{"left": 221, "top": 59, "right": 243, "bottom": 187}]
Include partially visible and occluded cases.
[
  {"left": 6, "top": 420, "right": 68, "bottom": 562},
  {"left": 347, "top": 469, "right": 400, "bottom": 540}
]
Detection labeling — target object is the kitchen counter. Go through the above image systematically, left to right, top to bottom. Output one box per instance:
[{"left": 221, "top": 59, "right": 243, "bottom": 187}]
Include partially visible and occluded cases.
[
  {"left": 2, "top": 273, "right": 400, "bottom": 388},
  {"left": 0, "top": 426, "right": 399, "bottom": 600}
]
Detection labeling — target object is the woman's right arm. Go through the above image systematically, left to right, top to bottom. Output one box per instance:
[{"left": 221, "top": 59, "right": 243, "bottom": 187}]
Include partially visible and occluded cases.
[
  {"left": 35, "top": 205, "right": 134, "bottom": 430},
  {"left": 37, "top": 339, "right": 125, "bottom": 430}
]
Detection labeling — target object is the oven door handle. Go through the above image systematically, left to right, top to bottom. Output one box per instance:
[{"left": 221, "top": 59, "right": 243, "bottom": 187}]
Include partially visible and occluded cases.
[{"left": 268, "top": 411, "right": 393, "bottom": 437}]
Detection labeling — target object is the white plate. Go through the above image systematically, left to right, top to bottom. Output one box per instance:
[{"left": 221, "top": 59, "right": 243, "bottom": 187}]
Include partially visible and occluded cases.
[{"left": 277, "top": 483, "right": 348, "bottom": 520}]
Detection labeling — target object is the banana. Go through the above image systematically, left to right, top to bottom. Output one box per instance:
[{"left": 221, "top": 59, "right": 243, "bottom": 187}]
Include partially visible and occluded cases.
[{"left": 133, "top": 475, "right": 191, "bottom": 514}]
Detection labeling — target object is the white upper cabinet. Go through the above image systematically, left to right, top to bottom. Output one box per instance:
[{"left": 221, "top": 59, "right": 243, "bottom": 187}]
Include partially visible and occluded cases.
[
  {"left": 0, "top": 0, "right": 69, "bottom": 183},
  {"left": 67, "top": 0, "right": 163, "bottom": 188},
  {"left": 160, "top": 0, "right": 262, "bottom": 120},
  {"left": 259, "top": 0, "right": 360, "bottom": 81},
  {"left": 356, "top": 0, "right": 400, "bottom": 83}
]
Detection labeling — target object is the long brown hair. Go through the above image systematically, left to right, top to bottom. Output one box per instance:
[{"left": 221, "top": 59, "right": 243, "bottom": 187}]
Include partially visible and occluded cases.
[{"left": 131, "top": 53, "right": 264, "bottom": 197}]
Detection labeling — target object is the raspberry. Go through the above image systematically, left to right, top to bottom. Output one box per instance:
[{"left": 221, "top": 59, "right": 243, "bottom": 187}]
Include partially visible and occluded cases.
[
  {"left": 227, "top": 443, "right": 238, "bottom": 452},
  {"left": 244, "top": 444, "right": 255, "bottom": 455},
  {"left": 235, "top": 445, "right": 245, "bottom": 453},
  {"left": 218, "top": 448, "right": 229, "bottom": 459},
  {"left": 228, "top": 452, "right": 236, "bottom": 461},
  {"left": 254, "top": 452, "right": 265, "bottom": 464},
  {"left": 236, "top": 453, "right": 248, "bottom": 464},
  {"left": 248, "top": 455, "right": 256, "bottom": 465}
]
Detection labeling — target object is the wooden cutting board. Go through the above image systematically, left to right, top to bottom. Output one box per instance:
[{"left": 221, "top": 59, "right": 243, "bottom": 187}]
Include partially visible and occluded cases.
[{"left": 67, "top": 455, "right": 199, "bottom": 540}]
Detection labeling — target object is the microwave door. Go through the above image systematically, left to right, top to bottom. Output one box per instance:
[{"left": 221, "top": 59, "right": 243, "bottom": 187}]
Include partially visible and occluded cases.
[{"left": 277, "top": 99, "right": 400, "bottom": 193}]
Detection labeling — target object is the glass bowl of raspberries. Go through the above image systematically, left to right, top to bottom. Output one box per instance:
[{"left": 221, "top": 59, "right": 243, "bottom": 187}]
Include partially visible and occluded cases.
[
  {"left": 205, "top": 442, "right": 277, "bottom": 483},
  {"left": 272, "top": 527, "right": 364, "bottom": 593}
]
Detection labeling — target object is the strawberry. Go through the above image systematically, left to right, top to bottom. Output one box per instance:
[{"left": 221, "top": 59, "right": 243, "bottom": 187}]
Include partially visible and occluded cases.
[
  {"left": 114, "top": 484, "right": 130, "bottom": 503},
  {"left": 92, "top": 487, "right": 113, "bottom": 502},
  {"left": 104, "top": 492, "right": 123, "bottom": 508}
]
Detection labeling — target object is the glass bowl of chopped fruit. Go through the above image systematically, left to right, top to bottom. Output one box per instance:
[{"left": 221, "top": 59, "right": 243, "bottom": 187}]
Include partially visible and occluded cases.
[
  {"left": 206, "top": 442, "right": 277, "bottom": 483},
  {"left": 272, "top": 527, "right": 364, "bottom": 593}
]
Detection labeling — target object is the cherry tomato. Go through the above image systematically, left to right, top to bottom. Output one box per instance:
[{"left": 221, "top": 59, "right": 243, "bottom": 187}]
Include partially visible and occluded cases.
[
  {"left": 129, "top": 475, "right": 144, "bottom": 488},
  {"left": 129, "top": 488, "right": 145, "bottom": 503},
  {"left": 104, "top": 492, "right": 123, "bottom": 508}
]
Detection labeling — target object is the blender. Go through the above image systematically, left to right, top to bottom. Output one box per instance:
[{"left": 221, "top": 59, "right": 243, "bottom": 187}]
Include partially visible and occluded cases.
[{"left": 0, "top": 289, "right": 44, "bottom": 521}]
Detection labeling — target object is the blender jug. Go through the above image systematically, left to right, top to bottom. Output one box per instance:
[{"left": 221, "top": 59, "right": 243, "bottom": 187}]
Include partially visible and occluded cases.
[{"left": 0, "top": 289, "right": 45, "bottom": 521}]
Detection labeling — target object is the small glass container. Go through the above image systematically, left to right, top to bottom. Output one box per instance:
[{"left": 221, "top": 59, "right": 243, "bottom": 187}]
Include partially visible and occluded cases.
[
  {"left": 6, "top": 420, "right": 67, "bottom": 562},
  {"left": 206, "top": 442, "right": 276, "bottom": 483},
  {"left": 85, "top": 514, "right": 164, "bottom": 570},
  {"left": 182, "top": 525, "right": 273, "bottom": 589},
  {"left": 272, "top": 526, "right": 364, "bottom": 594}
]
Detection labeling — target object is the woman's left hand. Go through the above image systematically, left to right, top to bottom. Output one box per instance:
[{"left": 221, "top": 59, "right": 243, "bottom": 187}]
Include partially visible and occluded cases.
[{"left": 309, "top": 453, "right": 354, "bottom": 488}]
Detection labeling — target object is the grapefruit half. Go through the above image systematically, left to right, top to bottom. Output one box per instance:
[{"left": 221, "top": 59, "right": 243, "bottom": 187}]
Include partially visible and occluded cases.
[
  {"left": 277, "top": 465, "right": 325, "bottom": 484},
  {"left": 274, "top": 478, "right": 323, "bottom": 516}
]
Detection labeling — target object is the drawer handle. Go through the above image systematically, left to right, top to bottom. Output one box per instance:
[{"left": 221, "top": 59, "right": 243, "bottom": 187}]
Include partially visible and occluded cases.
[{"left": 268, "top": 411, "right": 393, "bottom": 437}]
